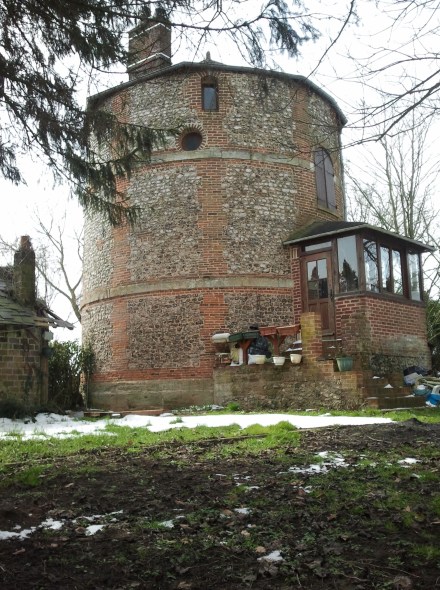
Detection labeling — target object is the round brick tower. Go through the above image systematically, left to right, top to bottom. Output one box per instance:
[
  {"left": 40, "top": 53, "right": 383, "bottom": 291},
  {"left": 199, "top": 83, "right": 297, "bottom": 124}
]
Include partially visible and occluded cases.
[{"left": 82, "top": 15, "right": 346, "bottom": 410}]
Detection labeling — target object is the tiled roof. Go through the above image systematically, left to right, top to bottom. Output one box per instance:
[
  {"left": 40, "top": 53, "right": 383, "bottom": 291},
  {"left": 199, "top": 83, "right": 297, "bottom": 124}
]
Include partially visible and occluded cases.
[
  {"left": 284, "top": 221, "right": 364, "bottom": 243},
  {"left": 0, "top": 282, "right": 74, "bottom": 330},
  {"left": 0, "top": 291, "right": 38, "bottom": 327}
]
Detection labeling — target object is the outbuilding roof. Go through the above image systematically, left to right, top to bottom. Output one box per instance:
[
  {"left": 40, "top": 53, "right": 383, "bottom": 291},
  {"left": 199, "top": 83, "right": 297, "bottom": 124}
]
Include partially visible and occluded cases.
[{"left": 0, "top": 269, "right": 74, "bottom": 330}]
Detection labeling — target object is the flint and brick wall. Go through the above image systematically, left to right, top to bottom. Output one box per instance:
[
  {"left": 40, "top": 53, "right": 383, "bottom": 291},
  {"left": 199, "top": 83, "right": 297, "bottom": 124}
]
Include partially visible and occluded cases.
[{"left": 83, "top": 66, "right": 345, "bottom": 406}]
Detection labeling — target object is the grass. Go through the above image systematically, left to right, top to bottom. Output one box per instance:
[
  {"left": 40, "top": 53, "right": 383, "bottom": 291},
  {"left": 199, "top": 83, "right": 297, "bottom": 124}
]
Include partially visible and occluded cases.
[
  {"left": 1, "top": 408, "right": 439, "bottom": 468},
  {"left": 1, "top": 409, "right": 440, "bottom": 589},
  {"left": 12, "top": 465, "right": 51, "bottom": 487}
]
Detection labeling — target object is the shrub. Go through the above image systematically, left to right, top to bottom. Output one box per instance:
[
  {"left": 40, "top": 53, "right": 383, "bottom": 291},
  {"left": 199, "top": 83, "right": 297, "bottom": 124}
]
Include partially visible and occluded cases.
[
  {"left": 48, "top": 341, "right": 95, "bottom": 411},
  {"left": 0, "top": 397, "right": 30, "bottom": 419}
]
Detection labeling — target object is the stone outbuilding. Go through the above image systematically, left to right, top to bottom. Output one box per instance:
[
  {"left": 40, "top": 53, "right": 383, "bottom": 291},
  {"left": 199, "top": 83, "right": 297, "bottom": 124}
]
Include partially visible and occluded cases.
[
  {"left": 82, "top": 13, "right": 434, "bottom": 411},
  {"left": 0, "top": 237, "right": 73, "bottom": 408}
]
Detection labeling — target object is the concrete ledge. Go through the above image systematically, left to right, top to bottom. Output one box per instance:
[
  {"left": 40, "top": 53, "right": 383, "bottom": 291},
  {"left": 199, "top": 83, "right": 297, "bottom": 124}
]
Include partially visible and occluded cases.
[{"left": 83, "top": 276, "right": 294, "bottom": 306}]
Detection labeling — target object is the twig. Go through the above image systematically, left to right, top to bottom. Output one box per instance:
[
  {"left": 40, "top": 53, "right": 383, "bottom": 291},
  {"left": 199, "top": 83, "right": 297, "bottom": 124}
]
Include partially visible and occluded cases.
[{"left": 366, "top": 435, "right": 385, "bottom": 443}]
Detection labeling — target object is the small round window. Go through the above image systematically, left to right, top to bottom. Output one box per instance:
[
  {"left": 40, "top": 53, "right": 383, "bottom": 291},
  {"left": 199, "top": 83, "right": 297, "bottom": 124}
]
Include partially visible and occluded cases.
[{"left": 181, "top": 131, "right": 203, "bottom": 151}]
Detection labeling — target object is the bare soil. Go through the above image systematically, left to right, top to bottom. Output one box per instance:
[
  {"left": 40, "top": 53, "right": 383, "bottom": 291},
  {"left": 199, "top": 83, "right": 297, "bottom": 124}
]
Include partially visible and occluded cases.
[{"left": 1, "top": 419, "right": 440, "bottom": 589}]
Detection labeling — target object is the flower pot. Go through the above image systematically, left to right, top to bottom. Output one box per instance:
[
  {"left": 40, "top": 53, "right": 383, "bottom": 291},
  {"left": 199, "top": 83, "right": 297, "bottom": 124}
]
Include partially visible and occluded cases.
[
  {"left": 211, "top": 332, "right": 230, "bottom": 344},
  {"left": 290, "top": 353, "right": 302, "bottom": 365},
  {"left": 253, "top": 354, "right": 266, "bottom": 365},
  {"left": 273, "top": 356, "right": 286, "bottom": 366},
  {"left": 336, "top": 356, "right": 353, "bottom": 372}
]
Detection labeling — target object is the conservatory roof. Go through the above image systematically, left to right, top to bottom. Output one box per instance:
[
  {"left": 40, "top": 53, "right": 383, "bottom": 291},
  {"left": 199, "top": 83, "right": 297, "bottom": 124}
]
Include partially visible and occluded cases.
[{"left": 283, "top": 221, "right": 435, "bottom": 252}]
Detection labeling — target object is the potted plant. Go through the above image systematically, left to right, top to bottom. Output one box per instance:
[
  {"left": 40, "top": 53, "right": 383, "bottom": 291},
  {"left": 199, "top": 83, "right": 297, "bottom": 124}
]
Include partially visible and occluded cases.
[
  {"left": 272, "top": 330, "right": 287, "bottom": 366},
  {"left": 335, "top": 351, "right": 354, "bottom": 372},
  {"left": 290, "top": 352, "right": 302, "bottom": 365},
  {"left": 253, "top": 354, "right": 267, "bottom": 365},
  {"left": 272, "top": 355, "right": 286, "bottom": 366}
]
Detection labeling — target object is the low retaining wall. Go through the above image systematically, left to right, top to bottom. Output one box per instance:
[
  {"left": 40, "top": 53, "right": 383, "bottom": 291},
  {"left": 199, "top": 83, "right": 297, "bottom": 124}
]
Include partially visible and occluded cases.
[
  {"left": 213, "top": 361, "right": 362, "bottom": 411},
  {"left": 90, "top": 378, "right": 214, "bottom": 411}
]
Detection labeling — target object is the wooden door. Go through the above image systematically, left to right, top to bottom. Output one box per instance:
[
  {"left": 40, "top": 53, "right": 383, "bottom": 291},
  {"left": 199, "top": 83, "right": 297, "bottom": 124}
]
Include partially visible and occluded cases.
[{"left": 302, "top": 252, "right": 335, "bottom": 335}]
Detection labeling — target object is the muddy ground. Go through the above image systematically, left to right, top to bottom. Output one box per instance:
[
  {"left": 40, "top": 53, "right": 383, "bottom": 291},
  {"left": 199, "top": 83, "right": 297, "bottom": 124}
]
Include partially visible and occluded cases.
[{"left": 1, "top": 419, "right": 440, "bottom": 589}]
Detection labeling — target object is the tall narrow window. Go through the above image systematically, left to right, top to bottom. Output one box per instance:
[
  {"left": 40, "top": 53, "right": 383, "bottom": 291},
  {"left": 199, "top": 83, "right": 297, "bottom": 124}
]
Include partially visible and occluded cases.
[
  {"left": 202, "top": 78, "right": 218, "bottom": 111},
  {"left": 314, "top": 148, "right": 336, "bottom": 210},
  {"left": 337, "top": 236, "right": 359, "bottom": 292},
  {"left": 363, "top": 239, "right": 379, "bottom": 292},
  {"left": 380, "top": 245, "right": 404, "bottom": 295},
  {"left": 380, "top": 246, "right": 392, "bottom": 292},
  {"left": 392, "top": 250, "right": 403, "bottom": 295},
  {"left": 408, "top": 252, "right": 422, "bottom": 301}
]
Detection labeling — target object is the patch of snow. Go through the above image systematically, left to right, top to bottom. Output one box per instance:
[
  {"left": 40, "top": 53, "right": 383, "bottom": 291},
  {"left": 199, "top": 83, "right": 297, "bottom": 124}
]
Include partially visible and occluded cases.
[
  {"left": 384, "top": 384, "right": 393, "bottom": 388},
  {"left": 0, "top": 412, "right": 393, "bottom": 440},
  {"left": 288, "top": 451, "right": 348, "bottom": 475},
  {"left": 316, "top": 451, "right": 346, "bottom": 464},
  {"left": 398, "top": 458, "right": 420, "bottom": 465},
  {"left": 290, "top": 463, "right": 327, "bottom": 474},
  {"left": 234, "top": 508, "right": 251, "bottom": 515},
  {"left": 0, "top": 510, "right": 125, "bottom": 543},
  {"left": 41, "top": 518, "right": 63, "bottom": 530},
  {"left": 159, "top": 520, "right": 175, "bottom": 528},
  {"left": 85, "top": 524, "right": 105, "bottom": 536},
  {"left": 0, "top": 528, "right": 35, "bottom": 540},
  {"left": 258, "top": 550, "right": 284, "bottom": 562}
]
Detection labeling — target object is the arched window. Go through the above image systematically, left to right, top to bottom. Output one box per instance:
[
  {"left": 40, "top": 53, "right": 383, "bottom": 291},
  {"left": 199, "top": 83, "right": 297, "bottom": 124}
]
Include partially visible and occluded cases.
[
  {"left": 201, "top": 77, "right": 218, "bottom": 111},
  {"left": 314, "top": 148, "right": 336, "bottom": 210}
]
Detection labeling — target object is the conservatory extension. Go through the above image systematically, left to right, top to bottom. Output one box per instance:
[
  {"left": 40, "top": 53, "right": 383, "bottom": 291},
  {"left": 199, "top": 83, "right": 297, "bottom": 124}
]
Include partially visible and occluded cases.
[{"left": 285, "top": 220, "right": 434, "bottom": 373}]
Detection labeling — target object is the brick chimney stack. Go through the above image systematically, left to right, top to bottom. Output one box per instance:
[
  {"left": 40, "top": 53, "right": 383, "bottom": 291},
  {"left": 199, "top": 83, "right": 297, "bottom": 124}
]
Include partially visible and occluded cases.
[
  {"left": 127, "top": 7, "right": 171, "bottom": 79},
  {"left": 13, "top": 235, "right": 36, "bottom": 307}
]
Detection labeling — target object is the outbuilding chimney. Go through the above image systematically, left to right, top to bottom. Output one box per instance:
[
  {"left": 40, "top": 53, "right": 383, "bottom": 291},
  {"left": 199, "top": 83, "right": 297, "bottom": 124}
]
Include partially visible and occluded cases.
[
  {"left": 127, "top": 8, "right": 171, "bottom": 79},
  {"left": 13, "top": 235, "right": 36, "bottom": 307}
]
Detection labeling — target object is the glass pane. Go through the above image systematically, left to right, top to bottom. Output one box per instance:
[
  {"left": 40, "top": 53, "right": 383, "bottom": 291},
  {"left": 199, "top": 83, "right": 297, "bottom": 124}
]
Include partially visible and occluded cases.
[
  {"left": 203, "top": 85, "right": 217, "bottom": 110},
  {"left": 337, "top": 236, "right": 359, "bottom": 292},
  {"left": 363, "top": 239, "right": 379, "bottom": 292},
  {"left": 305, "top": 241, "right": 331, "bottom": 252},
  {"left": 381, "top": 246, "right": 391, "bottom": 292},
  {"left": 392, "top": 250, "right": 403, "bottom": 295},
  {"left": 409, "top": 252, "right": 421, "bottom": 301},
  {"left": 307, "top": 259, "right": 328, "bottom": 300},
  {"left": 317, "top": 259, "right": 328, "bottom": 298},
  {"left": 307, "top": 261, "right": 319, "bottom": 300}
]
